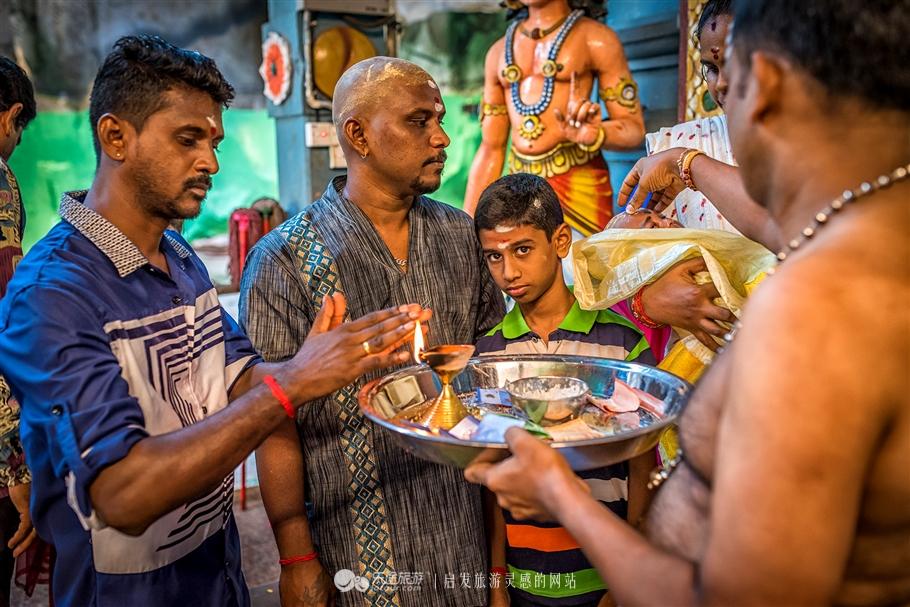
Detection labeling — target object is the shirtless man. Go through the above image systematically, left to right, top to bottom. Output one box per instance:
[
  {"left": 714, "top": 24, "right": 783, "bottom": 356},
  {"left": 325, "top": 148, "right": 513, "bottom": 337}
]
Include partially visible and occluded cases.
[
  {"left": 464, "top": 0, "right": 644, "bottom": 235},
  {"left": 466, "top": 1, "right": 910, "bottom": 604}
]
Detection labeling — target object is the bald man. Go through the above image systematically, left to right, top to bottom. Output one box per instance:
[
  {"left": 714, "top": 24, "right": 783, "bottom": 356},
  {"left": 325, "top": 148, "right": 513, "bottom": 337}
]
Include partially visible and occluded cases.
[
  {"left": 0, "top": 37, "right": 424, "bottom": 607},
  {"left": 239, "top": 58, "right": 505, "bottom": 607}
]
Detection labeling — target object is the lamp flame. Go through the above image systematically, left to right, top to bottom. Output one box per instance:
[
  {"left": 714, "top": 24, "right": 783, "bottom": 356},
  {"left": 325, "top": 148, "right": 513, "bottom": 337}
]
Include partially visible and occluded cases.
[{"left": 413, "top": 320, "right": 424, "bottom": 364}]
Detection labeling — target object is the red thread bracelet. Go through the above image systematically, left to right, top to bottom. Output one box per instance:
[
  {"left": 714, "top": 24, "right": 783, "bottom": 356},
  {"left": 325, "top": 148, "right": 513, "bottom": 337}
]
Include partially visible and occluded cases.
[
  {"left": 631, "top": 288, "right": 666, "bottom": 329},
  {"left": 263, "top": 375, "right": 295, "bottom": 419},
  {"left": 278, "top": 552, "right": 318, "bottom": 566},
  {"left": 490, "top": 566, "right": 508, "bottom": 576}
]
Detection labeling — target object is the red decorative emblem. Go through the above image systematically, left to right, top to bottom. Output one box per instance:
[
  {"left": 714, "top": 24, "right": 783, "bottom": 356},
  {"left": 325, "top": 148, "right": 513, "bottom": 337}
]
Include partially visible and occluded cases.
[{"left": 259, "top": 31, "right": 292, "bottom": 105}]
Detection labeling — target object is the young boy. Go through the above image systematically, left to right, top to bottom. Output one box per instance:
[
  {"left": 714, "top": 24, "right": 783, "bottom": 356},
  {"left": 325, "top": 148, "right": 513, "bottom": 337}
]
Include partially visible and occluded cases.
[{"left": 474, "top": 173, "right": 655, "bottom": 607}]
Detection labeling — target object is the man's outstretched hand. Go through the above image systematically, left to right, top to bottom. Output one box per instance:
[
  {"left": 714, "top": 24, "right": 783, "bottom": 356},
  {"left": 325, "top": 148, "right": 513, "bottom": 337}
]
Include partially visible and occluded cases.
[
  {"left": 617, "top": 147, "right": 689, "bottom": 213},
  {"left": 640, "top": 258, "right": 736, "bottom": 351},
  {"left": 283, "top": 293, "right": 432, "bottom": 404},
  {"left": 465, "top": 428, "right": 590, "bottom": 522}
]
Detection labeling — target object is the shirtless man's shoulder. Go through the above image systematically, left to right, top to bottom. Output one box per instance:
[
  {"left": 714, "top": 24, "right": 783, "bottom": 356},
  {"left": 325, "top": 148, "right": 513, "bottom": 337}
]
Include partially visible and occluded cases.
[{"left": 701, "top": 194, "right": 910, "bottom": 605}]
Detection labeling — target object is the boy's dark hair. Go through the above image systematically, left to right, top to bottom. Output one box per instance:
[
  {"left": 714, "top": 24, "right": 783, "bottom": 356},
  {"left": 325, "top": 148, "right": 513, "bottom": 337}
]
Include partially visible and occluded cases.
[
  {"left": 696, "top": 0, "right": 733, "bottom": 38},
  {"left": 732, "top": 0, "right": 909, "bottom": 112},
  {"left": 89, "top": 35, "right": 235, "bottom": 157},
  {"left": 0, "top": 57, "right": 37, "bottom": 130},
  {"left": 475, "top": 173, "right": 564, "bottom": 240}
]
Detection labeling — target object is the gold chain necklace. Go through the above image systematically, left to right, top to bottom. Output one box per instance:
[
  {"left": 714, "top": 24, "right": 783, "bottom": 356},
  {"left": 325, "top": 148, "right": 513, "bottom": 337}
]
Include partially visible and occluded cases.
[
  {"left": 520, "top": 13, "right": 569, "bottom": 40},
  {"left": 648, "top": 161, "right": 910, "bottom": 491}
]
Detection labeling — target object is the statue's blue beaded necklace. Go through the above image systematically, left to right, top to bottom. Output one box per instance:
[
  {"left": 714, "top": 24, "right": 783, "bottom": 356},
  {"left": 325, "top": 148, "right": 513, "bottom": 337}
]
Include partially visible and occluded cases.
[{"left": 502, "top": 9, "right": 584, "bottom": 139}]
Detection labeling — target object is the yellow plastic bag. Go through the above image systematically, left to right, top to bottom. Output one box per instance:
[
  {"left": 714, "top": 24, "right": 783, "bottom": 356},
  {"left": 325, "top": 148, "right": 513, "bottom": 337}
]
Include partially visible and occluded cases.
[
  {"left": 573, "top": 227, "right": 775, "bottom": 316},
  {"left": 572, "top": 228, "right": 776, "bottom": 462}
]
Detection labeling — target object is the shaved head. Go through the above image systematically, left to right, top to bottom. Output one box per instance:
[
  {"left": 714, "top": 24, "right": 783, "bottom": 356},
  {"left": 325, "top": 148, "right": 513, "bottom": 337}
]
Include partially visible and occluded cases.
[
  {"left": 332, "top": 56, "right": 438, "bottom": 146},
  {"left": 332, "top": 56, "right": 449, "bottom": 198}
]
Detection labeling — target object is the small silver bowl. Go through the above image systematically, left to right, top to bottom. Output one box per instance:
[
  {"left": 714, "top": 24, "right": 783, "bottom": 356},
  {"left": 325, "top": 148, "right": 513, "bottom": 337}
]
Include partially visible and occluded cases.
[{"left": 506, "top": 376, "right": 591, "bottom": 426}]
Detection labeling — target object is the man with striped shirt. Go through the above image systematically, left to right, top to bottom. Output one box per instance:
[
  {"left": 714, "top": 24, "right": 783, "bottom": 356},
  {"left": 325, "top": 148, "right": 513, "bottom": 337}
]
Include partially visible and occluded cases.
[
  {"left": 0, "top": 37, "right": 420, "bottom": 606},
  {"left": 240, "top": 58, "right": 505, "bottom": 607},
  {"left": 474, "top": 174, "right": 654, "bottom": 607}
]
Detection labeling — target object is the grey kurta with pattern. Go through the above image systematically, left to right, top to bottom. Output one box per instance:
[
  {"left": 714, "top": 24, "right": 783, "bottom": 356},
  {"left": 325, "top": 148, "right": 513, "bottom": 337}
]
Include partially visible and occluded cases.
[{"left": 239, "top": 177, "right": 505, "bottom": 607}]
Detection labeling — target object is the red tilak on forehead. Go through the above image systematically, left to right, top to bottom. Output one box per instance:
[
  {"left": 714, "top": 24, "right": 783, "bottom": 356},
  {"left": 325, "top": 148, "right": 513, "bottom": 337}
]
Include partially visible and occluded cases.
[
  {"left": 710, "top": 20, "right": 717, "bottom": 31},
  {"left": 711, "top": 46, "right": 720, "bottom": 61},
  {"left": 434, "top": 96, "right": 441, "bottom": 104}
]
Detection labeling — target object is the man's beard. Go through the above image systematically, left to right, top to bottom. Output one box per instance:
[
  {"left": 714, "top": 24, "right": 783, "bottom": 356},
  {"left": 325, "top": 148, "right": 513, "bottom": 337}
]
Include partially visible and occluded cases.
[
  {"left": 409, "top": 151, "right": 447, "bottom": 195},
  {"left": 132, "top": 161, "right": 210, "bottom": 221},
  {"left": 408, "top": 175, "right": 442, "bottom": 196}
]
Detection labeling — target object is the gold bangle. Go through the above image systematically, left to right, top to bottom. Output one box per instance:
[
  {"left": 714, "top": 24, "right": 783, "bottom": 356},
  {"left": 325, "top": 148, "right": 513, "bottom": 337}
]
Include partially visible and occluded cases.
[
  {"left": 479, "top": 102, "right": 508, "bottom": 121},
  {"left": 576, "top": 127, "right": 606, "bottom": 153},
  {"left": 677, "top": 148, "right": 704, "bottom": 191}
]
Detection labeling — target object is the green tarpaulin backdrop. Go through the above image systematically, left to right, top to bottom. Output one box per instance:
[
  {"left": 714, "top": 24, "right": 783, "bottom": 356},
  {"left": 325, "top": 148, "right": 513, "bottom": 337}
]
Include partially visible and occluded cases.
[{"left": 10, "top": 93, "right": 483, "bottom": 251}]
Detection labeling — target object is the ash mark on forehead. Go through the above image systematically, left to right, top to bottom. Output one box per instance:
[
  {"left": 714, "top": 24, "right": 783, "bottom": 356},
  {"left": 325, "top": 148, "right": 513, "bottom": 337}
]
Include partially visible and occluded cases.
[
  {"left": 333, "top": 58, "right": 434, "bottom": 127},
  {"left": 494, "top": 225, "right": 515, "bottom": 233}
]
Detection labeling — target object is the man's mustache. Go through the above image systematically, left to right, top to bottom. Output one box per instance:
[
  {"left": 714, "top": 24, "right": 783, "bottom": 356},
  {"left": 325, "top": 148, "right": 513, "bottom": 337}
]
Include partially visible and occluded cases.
[
  {"left": 424, "top": 152, "right": 447, "bottom": 166},
  {"left": 184, "top": 175, "right": 213, "bottom": 192}
]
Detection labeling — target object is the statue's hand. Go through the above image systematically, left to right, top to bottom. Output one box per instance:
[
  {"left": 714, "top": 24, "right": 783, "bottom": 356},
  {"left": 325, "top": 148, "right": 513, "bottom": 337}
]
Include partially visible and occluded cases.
[
  {"left": 554, "top": 71, "right": 604, "bottom": 147},
  {"left": 554, "top": 102, "right": 603, "bottom": 145}
]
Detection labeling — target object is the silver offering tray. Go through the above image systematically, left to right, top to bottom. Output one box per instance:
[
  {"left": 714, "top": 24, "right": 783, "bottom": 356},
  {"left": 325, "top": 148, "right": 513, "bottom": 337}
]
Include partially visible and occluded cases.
[{"left": 357, "top": 355, "right": 692, "bottom": 470}]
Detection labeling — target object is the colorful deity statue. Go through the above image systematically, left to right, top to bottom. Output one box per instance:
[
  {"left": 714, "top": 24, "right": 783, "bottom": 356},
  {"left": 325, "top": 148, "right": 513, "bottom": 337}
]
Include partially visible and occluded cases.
[{"left": 465, "top": 0, "right": 645, "bottom": 236}]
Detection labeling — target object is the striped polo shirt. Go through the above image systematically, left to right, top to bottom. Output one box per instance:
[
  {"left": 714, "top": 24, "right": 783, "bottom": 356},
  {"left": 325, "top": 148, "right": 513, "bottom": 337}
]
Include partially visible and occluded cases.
[
  {"left": 0, "top": 192, "right": 261, "bottom": 606},
  {"left": 476, "top": 300, "right": 655, "bottom": 606}
]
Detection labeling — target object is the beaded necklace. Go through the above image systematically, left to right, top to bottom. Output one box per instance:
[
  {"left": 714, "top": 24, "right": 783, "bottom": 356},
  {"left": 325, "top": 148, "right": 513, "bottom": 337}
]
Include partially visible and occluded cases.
[
  {"left": 502, "top": 9, "right": 584, "bottom": 140},
  {"left": 647, "top": 161, "right": 910, "bottom": 491}
]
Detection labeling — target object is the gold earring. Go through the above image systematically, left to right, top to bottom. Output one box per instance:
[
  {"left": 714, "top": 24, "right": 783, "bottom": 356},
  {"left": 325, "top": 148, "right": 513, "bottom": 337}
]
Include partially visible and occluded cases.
[{"left": 360, "top": 150, "right": 368, "bottom": 159}]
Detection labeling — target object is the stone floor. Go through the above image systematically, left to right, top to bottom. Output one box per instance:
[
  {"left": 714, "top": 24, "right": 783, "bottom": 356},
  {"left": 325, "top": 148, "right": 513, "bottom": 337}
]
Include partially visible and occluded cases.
[
  {"left": 11, "top": 487, "right": 281, "bottom": 606},
  {"left": 236, "top": 487, "right": 281, "bottom": 606}
]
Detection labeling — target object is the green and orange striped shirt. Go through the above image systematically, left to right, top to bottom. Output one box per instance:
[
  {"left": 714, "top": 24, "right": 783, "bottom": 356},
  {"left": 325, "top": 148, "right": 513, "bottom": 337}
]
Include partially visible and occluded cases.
[{"left": 476, "top": 300, "right": 653, "bottom": 606}]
